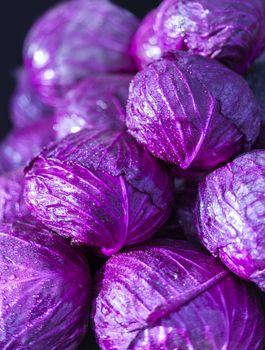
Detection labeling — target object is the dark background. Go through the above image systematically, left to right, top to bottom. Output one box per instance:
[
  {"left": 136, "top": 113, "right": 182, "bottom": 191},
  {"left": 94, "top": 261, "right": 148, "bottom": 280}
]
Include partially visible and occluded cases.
[{"left": 0, "top": 1, "right": 160, "bottom": 140}]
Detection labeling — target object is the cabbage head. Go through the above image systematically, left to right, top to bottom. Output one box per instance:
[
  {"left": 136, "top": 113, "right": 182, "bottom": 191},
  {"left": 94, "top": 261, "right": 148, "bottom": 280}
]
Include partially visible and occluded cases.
[
  {"left": 23, "top": 0, "right": 138, "bottom": 105},
  {"left": 126, "top": 53, "right": 261, "bottom": 171},
  {"left": 24, "top": 129, "right": 173, "bottom": 256},
  {"left": 195, "top": 150, "right": 265, "bottom": 291},
  {"left": 0, "top": 220, "right": 91, "bottom": 349},
  {"left": 92, "top": 239, "right": 265, "bottom": 349}
]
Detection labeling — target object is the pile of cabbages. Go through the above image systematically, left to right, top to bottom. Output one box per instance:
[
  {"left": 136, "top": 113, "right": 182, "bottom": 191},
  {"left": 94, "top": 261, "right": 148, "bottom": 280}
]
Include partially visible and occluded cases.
[{"left": 1, "top": 0, "right": 265, "bottom": 349}]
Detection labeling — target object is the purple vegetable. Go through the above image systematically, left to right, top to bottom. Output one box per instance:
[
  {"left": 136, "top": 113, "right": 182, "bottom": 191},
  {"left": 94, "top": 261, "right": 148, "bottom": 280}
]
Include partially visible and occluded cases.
[
  {"left": 23, "top": 0, "right": 139, "bottom": 105},
  {"left": 143, "top": 0, "right": 265, "bottom": 73},
  {"left": 131, "top": 10, "right": 161, "bottom": 69},
  {"left": 126, "top": 53, "right": 261, "bottom": 171},
  {"left": 246, "top": 62, "right": 265, "bottom": 148},
  {"left": 10, "top": 69, "right": 53, "bottom": 128},
  {"left": 53, "top": 74, "right": 132, "bottom": 139},
  {"left": 0, "top": 118, "right": 54, "bottom": 174},
  {"left": 24, "top": 129, "right": 173, "bottom": 256},
  {"left": 195, "top": 150, "right": 265, "bottom": 291},
  {"left": 0, "top": 170, "right": 29, "bottom": 223},
  {"left": 0, "top": 220, "right": 91, "bottom": 349},
  {"left": 92, "top": 239, "right": 265, "bottom": 349}
]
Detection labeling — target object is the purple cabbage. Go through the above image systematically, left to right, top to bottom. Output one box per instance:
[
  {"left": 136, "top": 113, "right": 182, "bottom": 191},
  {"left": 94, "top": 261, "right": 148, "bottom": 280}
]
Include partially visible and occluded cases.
[
  {"left": 23, "top": 0, "right": 139, "bottom": 106},
  {"left": 135, "top": 0, "right": 265, "bottom": 73},
  {"left": 130, "top": 10, "right": 161, "bottom": 69},
  {"left": 126, "top": 52, "right": 261, "bottom": 171},
  {"left": 246, "top": 61, "right": 265, "bottom": 148},
  {"left": 10, "top": 69, "right": 53, "bottom": 128},
  {"left": 53, "top": 74, "right": 132, "bottom": 139},
  {"left": 0, "top": 118, "right": 54, "bottom": 174},
  {"left": 24, "top": 129, "right": 173, "bottom": 256},
  {"left": 195, "top": 150, "right": 265, "bottom": 291},
  {"left": 0, "top": 170, "right": 29, "bottom": 223},
  {"left": 0, "top": 220, "right": 91, "bottom": 349},
  {"left": 92, "top": 239, "right": 265, "bottom": 349}
]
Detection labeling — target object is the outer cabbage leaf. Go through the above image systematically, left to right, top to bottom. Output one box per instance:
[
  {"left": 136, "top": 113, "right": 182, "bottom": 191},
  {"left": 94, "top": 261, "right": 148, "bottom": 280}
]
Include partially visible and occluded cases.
[
  {"left": 23, "top": 0, "right": 138, "bottom": 105},
  {"left": 154, "top": 0, "right": 265, "bottom": 73},
  {"left": 131, "top": 10, "right": 162, "bottom": 69},
  {"left": 174, "top": 52, "right": 261, "bottom": 147},
  {"left": 126, "top": 53, "right": 260, "bottom": 171},
  {"left": 246, "top": 61, "right": 265, "bottom": 148},
  {"left": 10, "top": 69, "right": 53, "bottom": 129},
  {"left": 53, "top": 74, "right": 132, "bottom": 139},
  {"left": 0, "top": 119, "right": 54, "bottom": 174},
  {"left": 24, "top": 129, "right": 173, "bottom": 256},
  {"left": 195, "top": 150, "right": 265, "bottom": 291},
  {"left": 0, "top": 170, "right": 29, "bottom": 223},
  {"left": 0, "top": 220, "right": 91, "bottom": 349},
  {"left": 92, "top": 239, "right": 265, "bottom": 350}
]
